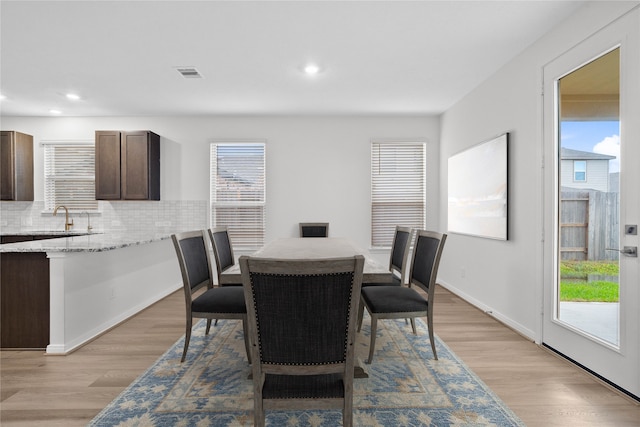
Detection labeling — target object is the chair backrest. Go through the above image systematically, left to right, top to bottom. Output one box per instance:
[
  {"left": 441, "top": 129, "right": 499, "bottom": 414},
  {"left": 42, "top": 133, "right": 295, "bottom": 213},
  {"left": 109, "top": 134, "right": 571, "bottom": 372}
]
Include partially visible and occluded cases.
[
  {"left": 299, "top": 222, "right": 329, "bottom": 238},
  {"left": 389, "top": 226, "right": 412, "bottom": 281},
  {"left": 208, "top": 227, "right": 235, "bottom": 281},
  {"left": 172, "top": 230, "right": 214, "bottom": 300},
  {"left": 408, "top": 230, "right": 447, "bottom": 298},
  {"left": 240, "top": 255, "right": 364, "bottom": 370}
]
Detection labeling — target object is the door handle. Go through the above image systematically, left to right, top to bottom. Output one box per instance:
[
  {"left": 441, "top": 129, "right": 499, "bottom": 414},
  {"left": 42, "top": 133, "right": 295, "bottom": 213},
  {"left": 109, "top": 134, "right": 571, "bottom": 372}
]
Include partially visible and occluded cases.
[{"left": 606, "top": 246, "right": 638, "bottom": 257}]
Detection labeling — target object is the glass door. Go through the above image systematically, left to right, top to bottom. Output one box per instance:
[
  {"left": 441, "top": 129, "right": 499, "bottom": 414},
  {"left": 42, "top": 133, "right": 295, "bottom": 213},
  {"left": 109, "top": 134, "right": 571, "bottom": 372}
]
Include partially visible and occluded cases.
[
  {"left": 542, "top": 10, "right": 639, "bottom": 398},
  {"left": 557, "top": 48, "right": 621, "bottom": 346}
]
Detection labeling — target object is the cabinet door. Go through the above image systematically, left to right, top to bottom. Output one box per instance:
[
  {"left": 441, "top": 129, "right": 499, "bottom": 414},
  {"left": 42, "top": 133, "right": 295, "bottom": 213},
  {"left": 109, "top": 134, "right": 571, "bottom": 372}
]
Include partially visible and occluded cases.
[
  {"left": 0, "top": 131, "right": 15, "bottom": 200},
  {"left": 0, "top": 131, "right": 34, "bottom": 201},
  {"left": 95, "top": 131, "right": 122, "bottom": 200},
  {"left": 122, "top": 131, "right": 160, "bottom": 200},
  {"left": 122, "top": 131, "right": 150, "bottom": 200},
  {"left": 14, "top": 132, "right": 34, "bottom": 201},
  {"left": 1, "top": 252, "right": 50, "bottom": 349}
]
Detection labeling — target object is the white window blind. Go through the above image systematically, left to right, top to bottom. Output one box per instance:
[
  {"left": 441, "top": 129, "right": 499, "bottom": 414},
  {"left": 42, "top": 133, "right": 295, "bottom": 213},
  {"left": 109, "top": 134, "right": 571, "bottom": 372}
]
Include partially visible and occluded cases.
[
  {"left": 44, "top": 141, "right": 97, "bottom": 211},
  {"left": 371, "top": 141, "right": 426, "bottom": 248},
  {"left": 210, "top": 142, "right": 266, "bottom": 250}
]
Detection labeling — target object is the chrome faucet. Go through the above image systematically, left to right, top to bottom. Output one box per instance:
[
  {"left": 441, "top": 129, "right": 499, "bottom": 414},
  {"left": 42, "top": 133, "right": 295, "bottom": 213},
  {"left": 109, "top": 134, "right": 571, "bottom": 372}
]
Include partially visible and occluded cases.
[
  {"left": 53, "top": 205, "right": 74, "bottom": 231},
  {"left": 83, "top": 211, "right": 93, "bottom": 233}
]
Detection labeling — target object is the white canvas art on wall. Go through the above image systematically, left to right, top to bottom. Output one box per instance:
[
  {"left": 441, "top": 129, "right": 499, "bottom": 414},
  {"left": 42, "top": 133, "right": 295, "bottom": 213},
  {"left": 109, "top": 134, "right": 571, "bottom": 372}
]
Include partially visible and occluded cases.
[{"left": 448, "top": 133, "right": 508, "bottom": 240}]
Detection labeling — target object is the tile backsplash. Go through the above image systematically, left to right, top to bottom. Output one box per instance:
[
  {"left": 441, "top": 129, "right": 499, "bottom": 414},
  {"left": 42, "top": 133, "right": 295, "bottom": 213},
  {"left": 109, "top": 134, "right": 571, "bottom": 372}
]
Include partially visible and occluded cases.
[{"left": 0, "top": 200, "right": 208, "bottom": 235}]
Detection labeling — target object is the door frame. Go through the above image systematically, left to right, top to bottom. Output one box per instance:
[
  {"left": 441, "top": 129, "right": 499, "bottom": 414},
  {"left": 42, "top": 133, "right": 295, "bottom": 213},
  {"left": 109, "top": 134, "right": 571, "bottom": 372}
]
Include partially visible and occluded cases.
[{"left": 541, "top": 7, "right": 640, "bottom": 399}]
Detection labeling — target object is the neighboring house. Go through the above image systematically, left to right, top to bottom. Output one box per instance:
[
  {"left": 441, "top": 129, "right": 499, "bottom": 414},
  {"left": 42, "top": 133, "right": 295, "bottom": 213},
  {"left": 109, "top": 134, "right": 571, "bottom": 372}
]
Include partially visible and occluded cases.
[
  {"left": 560, "top": 147, "right": 615, "bottom": 192},
  {"left": 609, "top": 172, "right": 619, "bottom": 193}
]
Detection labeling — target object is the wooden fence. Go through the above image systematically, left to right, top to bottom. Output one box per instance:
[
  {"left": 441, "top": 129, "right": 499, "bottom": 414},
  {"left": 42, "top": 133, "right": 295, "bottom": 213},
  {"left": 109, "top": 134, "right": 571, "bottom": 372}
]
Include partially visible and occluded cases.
[{"left": 560, "top": 190, "right": 619, "bottom": 261}]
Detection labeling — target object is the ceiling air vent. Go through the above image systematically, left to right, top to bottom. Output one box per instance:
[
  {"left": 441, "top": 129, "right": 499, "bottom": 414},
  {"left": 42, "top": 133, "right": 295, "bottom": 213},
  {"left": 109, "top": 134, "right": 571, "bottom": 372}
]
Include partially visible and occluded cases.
[{"left": 176, "top": 67, "right": 203, "bottom": 78}]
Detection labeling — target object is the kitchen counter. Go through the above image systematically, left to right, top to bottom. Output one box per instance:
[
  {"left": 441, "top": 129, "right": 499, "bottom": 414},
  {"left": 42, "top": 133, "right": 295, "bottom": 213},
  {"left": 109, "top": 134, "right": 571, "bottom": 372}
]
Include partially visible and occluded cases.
[
  {"left": 1, "top": 230, "right": 182, "bottom": 354},
  {"left": 2, "top": 230, "right": 92, "bottom": 236},
  {"left": 0, "top": 231, "right": 173, "bottom": 253}
]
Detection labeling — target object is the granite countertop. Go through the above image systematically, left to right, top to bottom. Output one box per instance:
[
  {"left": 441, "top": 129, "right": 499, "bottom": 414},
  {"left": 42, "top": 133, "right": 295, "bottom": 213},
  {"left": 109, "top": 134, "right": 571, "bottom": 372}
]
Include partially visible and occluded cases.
[
  {"left": 2, "top": 230, "right": 95, "bottom": 236},
  {"left": 0, "top": 231, "right": 177, "bottom": 253}
]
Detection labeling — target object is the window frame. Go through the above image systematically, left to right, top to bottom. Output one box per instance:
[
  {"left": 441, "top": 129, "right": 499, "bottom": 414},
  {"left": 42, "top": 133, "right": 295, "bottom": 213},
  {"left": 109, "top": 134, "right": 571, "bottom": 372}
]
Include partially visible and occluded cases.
[
  {"left": 210, "top": 140, "right": 266, "bottom": 251},
  {"left": 574, "top": 160, "right": 587, "bottom": 182}
]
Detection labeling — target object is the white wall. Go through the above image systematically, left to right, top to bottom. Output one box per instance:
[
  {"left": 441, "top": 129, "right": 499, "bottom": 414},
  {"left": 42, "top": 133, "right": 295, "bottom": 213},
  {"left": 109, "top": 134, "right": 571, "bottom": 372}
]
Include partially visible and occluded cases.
[
  {"left": 438, "top": 1, "right": 637, "bottom": 340},
  {"left": 8, "top": 2, "right": 634, "bottom": 344},
  {"left": 0, "top": 115, "right": 440, "bottom": 257}
]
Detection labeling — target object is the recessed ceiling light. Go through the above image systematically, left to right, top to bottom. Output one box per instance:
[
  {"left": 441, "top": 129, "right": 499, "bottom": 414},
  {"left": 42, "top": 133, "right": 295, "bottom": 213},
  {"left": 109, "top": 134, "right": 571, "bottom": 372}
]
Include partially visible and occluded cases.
[
  {"left": 304, "top": 63, "right": 321, "bottom": 75},
  {"left": 66, "top": 93, "right": 81, "bottom": 101},
  {"left": 49, "top": 109, "right": 62, "bottom": 114}
]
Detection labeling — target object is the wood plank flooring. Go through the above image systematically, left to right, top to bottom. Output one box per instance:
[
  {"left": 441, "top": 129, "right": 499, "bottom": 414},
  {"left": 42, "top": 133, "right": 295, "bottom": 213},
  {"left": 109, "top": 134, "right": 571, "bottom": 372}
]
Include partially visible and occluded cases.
[{"left": 1, "top": 286, "right": 639, "bottom": 426}]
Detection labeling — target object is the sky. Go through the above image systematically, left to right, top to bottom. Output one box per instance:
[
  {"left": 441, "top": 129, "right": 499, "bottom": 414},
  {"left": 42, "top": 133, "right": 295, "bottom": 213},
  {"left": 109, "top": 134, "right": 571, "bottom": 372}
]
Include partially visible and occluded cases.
[{"left": 561, "top": 120, "right": 620, "bottom": 172}]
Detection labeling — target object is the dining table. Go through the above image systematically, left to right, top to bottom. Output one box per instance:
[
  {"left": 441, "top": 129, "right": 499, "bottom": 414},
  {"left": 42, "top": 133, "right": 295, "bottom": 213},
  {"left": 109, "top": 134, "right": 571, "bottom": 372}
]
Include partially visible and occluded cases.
[
  {"left": 220, "top": 237, "right": 392, "bottom": 285},
  {"left": 221, "top": 237, "right": 392, "bottom": 378}
]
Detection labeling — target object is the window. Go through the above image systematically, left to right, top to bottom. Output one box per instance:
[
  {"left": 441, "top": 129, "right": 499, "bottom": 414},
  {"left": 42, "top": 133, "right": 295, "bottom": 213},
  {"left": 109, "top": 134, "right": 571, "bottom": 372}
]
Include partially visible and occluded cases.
[
  {"left": 43, "top": 140, "right": 97, "bottom": 211},
  {"left": 210, "top": 141, "right": 266, "bottom": 250},
  {"left": 371, "top": 141, "right": 426, "bottom": 248},
  {"left": 574, "top": 160, "right": 587, "bottom": 181}
]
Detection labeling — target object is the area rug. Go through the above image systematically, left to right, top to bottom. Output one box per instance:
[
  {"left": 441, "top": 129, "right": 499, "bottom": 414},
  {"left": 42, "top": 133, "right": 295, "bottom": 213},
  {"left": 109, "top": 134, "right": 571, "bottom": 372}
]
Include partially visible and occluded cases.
[{"left": 89, "top": 316, "right": 525, "bottom": 426}]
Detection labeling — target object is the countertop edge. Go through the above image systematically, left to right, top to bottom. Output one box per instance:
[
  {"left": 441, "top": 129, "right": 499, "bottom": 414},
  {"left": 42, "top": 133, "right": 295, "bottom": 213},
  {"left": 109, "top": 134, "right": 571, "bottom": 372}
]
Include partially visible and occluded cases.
[{"left": 0, "top": 232, "right": 175, "bottom": 253}]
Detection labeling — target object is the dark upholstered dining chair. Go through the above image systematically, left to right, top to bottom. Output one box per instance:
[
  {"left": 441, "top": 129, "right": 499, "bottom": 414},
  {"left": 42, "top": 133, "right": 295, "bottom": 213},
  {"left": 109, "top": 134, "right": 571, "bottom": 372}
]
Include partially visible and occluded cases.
[
  {"left": 299, "top": 222, "right": 329, "bottom": 237},
  {"left": 365, "top": 225, "right": 412, "bottom": 287},
  {"left": 208, "top": 226, "right": 241, "bottom": 286},
  {"left": 358, "top": 226, "right": 413, "bottom": 331},
  {"left": 171, "top": 230, "right": 250, "bottom": 363},
  {"left": 359, "top": 230, "right": 446, "bottom": 364},
  {"left": 239, "top": 255, "right": 365, "bottom": 427}
]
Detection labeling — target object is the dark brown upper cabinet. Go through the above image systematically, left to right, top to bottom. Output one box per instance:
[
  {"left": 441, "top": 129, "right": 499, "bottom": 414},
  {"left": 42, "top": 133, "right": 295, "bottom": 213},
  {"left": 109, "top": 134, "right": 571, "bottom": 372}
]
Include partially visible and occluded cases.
[
  {"left": 95, "top": 130, "right": 160, "bottom": 200},
  {"left": 0, "top": 131, "right": 34, "bottom": 201}
]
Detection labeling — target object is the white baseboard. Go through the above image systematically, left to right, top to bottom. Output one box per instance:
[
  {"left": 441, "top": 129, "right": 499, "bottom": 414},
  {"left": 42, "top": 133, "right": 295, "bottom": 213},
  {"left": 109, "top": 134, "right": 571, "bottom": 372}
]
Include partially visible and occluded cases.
[
  {"left": 47, "top": 239, "right": 183, "bottom": 355},
  {"left": 437, "top": 279, "right": 535, "bottom": 341},
  {"left": 49, "top": 284, "right": 181, "bottom": 355},
  {"left": 45, "top": 344, "right": 66, "bottom": 354}
]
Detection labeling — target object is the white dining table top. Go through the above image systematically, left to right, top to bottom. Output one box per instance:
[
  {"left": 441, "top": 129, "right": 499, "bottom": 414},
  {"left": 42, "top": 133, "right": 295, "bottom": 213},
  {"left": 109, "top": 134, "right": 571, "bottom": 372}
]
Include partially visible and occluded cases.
[{"left": 220, "top": 237, "right": 391, "bottom": 284}]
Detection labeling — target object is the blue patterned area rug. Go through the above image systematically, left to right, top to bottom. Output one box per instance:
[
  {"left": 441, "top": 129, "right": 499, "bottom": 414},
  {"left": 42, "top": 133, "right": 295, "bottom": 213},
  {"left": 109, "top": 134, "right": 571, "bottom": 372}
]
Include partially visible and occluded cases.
[{"left": 89, "top": 316, "right": 525, "bottom": 426}]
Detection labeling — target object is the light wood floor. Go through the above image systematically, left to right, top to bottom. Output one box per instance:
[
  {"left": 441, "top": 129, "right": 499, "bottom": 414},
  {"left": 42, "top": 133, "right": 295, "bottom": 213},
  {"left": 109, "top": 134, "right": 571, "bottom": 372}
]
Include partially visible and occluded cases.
[{"left": 1, "top": 286, "right": 639, "bottom": 426}]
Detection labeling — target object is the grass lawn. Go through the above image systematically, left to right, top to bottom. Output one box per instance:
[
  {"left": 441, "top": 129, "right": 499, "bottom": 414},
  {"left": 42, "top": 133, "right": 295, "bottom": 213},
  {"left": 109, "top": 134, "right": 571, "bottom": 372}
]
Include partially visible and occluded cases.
[
  {"left": 560, "top": 260, "right": 619, "bottom": 302},
  {"left": 560, "top": 280, "right": 619, "bottom": 302}
]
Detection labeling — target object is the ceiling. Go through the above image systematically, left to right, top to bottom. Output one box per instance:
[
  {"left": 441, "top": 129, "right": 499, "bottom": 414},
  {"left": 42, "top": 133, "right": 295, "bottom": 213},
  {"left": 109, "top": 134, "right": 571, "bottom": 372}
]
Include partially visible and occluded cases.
[
  {"left": 0, "top": 0, "right": 588, "bottom": 117},
  {"left": 560, "top": 47, "right": 620, "bottom": 120}
]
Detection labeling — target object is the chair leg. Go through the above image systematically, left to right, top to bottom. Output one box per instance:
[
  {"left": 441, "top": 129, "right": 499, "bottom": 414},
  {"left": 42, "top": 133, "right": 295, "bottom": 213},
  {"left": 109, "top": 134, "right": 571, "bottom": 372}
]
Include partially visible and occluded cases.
[
  {"left": 357, "top": 301, "right": 365, "bottom": 332},
  {"left": 427, "top": 315, "right": 438, "bottom": 360},
  {"left": 366, "top": 316, "right": 378, "bottom": 364},
  {"left": 181, "top": 317, "right": 193, "bottom": 363},
  {"left": 242, "top": 318, "right": 252, "bottom": 364},
  {"left": 410, "top": 318, "right": 417, "bottom": 335},
  {"left": 205, "top": 319, "right": 212, "bottom": 335},
  {"left": 254, "top": 376, "right": 265, "bottom": 427},
  {"left": 343, "top": 376, "right": 354, "bottom": 427},
  {"left": 343, "top": 397, "right": 353, "bottom": 427}
]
